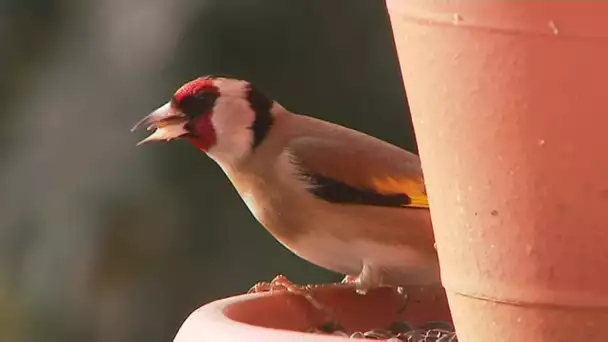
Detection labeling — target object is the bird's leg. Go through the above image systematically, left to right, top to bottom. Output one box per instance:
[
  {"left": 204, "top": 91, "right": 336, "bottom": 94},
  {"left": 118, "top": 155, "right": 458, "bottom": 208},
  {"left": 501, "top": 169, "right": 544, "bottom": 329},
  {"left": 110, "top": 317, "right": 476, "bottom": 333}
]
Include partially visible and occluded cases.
[
  {"left": 342, "top": 264, "right": 384, "bottom": 295},
  {"left": 342, "top": 266, "right": 409, "bottom": 312},
  {"left": 248, "top": 274, "right": 326, "bottom": 311},
  {"left": 248, "top": 274, "right": 291, "bottom": 293},
  {"left": 340, "top": 274, "right": 358, "bottom": 284},
  {"left": 248, "top": 275, "right": 344, "bottom": 328}
]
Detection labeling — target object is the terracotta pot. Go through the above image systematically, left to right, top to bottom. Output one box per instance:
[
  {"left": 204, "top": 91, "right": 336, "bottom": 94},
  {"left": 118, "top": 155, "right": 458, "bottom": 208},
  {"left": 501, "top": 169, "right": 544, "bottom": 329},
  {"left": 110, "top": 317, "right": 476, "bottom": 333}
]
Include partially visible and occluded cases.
[
  {"left": 386, "top": 1, "right": 608, "bottom": 341},
  {"left": 174, "top": 285, "right": 451, "bottom": 341}
]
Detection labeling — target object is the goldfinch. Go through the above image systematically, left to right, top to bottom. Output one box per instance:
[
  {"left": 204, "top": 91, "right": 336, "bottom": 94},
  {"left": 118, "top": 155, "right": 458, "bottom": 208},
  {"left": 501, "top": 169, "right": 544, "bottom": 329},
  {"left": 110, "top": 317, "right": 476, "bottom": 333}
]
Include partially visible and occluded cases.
[{"left": 132, "top": 76, "right": 440, "bottom": 295}]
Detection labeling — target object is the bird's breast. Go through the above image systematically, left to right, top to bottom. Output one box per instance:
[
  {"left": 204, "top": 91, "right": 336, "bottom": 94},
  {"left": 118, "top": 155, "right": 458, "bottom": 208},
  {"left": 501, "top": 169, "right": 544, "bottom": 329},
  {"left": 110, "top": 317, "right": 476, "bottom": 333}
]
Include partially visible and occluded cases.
[
  {"left": 241, "top": 190, "right": 263, "bottom": 222},
  {"left": 289, "top": 231, "right": 439, "bottom": 285}
]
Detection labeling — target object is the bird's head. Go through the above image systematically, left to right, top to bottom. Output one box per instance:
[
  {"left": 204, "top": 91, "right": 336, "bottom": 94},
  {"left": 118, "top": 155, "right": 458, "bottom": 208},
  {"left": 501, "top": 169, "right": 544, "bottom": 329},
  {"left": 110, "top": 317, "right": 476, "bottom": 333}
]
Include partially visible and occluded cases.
[{"left": 132, "top": 76, "right": 275, "bottom": 164}]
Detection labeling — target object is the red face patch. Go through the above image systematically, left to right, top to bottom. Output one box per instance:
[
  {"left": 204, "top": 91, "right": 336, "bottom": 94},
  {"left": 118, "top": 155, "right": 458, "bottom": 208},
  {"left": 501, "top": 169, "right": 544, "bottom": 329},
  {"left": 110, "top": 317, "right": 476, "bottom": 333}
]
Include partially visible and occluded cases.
[
  {"left": 172, "top": 77, "right": 220, "bottom": 152},
  {"left": 173, "top": 78, "right": 220, "bottom": 105},
  {"left": 184, "top": 116, "right": 217, "bottom": 152}
]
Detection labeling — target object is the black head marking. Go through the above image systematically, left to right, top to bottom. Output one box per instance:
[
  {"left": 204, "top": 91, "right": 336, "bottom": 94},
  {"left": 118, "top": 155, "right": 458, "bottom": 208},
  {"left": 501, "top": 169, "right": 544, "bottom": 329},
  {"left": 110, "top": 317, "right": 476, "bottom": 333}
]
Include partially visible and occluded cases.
[
  {"left": 172, "top": 78, "right": 220, "bottom": 119},
  {"left": 247, "top": 84, "right": 274, "bottom": 149},
  {"left": 174, "top": 92, "right": 219, "bottom": 119}
]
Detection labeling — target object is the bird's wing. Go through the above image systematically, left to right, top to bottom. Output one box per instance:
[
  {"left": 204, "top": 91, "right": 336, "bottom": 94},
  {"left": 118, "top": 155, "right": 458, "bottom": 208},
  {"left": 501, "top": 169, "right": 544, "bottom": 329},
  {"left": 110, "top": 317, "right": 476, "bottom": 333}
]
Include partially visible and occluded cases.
[{"left": 285, "top": 125, "right": 428, "bottom": 209}]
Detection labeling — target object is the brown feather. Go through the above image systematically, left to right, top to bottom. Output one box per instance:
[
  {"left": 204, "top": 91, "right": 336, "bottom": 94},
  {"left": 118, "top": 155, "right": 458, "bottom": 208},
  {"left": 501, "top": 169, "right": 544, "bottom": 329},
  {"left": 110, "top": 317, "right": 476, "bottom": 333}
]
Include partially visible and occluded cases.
[{"left": 285, "top": 117, "right": 429, "bottom": 209}]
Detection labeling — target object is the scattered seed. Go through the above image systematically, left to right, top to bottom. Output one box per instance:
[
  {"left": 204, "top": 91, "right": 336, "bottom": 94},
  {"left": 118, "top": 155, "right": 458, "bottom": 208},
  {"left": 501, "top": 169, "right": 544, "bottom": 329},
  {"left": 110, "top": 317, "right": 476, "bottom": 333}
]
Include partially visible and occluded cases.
[
  {"left": 308, "top": 320, "right": 457, "bottom": 341},
  {"left": 388, "top": 321, "right": 415, "bottom": 334},
  {"left": 418, "top": 322, "right": 455, "bottom": 331},
  {"left": 364, "top": 329, "right": 393, "bottom": 339},
  {"left": 350, "top": 331, "right": 366, "bottom": 339}
]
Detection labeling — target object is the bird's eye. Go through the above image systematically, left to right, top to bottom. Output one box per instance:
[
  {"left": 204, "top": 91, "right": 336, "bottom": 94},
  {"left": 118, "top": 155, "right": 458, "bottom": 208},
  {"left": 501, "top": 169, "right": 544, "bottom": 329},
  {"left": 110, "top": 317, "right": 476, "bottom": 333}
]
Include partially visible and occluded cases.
[{"left": 176, "top": 91, "right": 219, "bottom": 118}]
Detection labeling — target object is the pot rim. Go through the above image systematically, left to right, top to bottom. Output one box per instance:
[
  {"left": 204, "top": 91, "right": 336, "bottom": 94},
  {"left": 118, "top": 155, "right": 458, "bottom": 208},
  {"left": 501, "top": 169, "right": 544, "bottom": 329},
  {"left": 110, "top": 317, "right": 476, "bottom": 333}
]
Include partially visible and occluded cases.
[{"left": 174, "top": 292, "right": 346, "bottom": 342}]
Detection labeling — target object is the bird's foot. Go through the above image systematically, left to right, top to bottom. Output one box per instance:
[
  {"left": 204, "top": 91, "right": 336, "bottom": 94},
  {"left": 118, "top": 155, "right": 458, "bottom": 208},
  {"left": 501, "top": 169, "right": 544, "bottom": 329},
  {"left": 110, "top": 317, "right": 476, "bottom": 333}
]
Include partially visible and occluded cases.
[
  {"left": 248, "top": 274, "right": 325, "bottom": 311},
  {"left": 340, "top": 274, "right": 371, "bottom": 295},
  {"left": 340, "top": 274, "right": 409, "bottom": 313},
  {"left": 340, "top": 274, "right": 358, "bottom": 284},
  {"left": 249, "top": 275, "right": 341, "bottom": 328}
]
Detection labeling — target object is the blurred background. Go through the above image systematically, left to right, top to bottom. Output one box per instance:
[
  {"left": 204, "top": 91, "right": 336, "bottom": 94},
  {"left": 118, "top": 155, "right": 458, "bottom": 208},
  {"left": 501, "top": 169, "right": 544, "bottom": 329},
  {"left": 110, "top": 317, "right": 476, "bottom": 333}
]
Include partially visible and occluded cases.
[{"left": 0, "top": 0, "right": 417, "bottom": 341}]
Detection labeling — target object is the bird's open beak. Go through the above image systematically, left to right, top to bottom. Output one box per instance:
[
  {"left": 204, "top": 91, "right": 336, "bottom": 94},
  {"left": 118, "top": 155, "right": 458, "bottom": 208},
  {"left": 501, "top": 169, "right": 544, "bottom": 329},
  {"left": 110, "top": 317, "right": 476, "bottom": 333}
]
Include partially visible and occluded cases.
[{"left": 131, "top": 102, "right": 189, "bottom": 145}]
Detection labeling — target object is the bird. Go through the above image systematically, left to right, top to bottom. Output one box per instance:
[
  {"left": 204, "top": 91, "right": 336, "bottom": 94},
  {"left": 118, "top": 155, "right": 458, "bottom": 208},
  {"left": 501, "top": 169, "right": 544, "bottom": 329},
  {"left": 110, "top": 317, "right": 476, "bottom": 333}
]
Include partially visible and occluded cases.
[{"left": 131, "top": 76, "right": 440, "bottom": 297}]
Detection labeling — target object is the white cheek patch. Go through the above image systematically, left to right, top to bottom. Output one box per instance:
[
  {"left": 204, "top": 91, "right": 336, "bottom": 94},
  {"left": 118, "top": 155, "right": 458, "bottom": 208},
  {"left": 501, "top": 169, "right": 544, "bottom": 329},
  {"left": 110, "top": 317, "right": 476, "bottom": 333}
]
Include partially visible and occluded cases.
[{"left": 205, "top": 86, "right": 256, "bottom": 166}]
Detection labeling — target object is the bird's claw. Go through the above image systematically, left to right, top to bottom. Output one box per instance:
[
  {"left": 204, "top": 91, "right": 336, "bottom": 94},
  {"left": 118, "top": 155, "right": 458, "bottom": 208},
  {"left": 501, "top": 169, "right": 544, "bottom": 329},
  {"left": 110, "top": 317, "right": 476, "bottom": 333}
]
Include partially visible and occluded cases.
[
  {"left": 248, "top": 274, "right": 325, "bottom": 311},
  {"left": 248, "top": 274, "right": 286, "bottom": 294},
  {"left": 248, "top": 274, "right": 308, "bottom": 293},
  {"left": 340, "top": 274, "right": 371, "bottom": 295},
  {"left": 340, "top": 274, "right": 358, "bottom": 284},
  {"left": 340, "top": 275, "right": 409, "bottom": 313}
]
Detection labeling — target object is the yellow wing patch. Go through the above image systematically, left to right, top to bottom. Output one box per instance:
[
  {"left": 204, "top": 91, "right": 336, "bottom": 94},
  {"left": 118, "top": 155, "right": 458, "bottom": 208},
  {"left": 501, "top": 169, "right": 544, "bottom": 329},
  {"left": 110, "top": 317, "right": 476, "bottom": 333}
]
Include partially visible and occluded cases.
[{"left": 371, "top": 177, "right": 429, "bottom": 208}]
